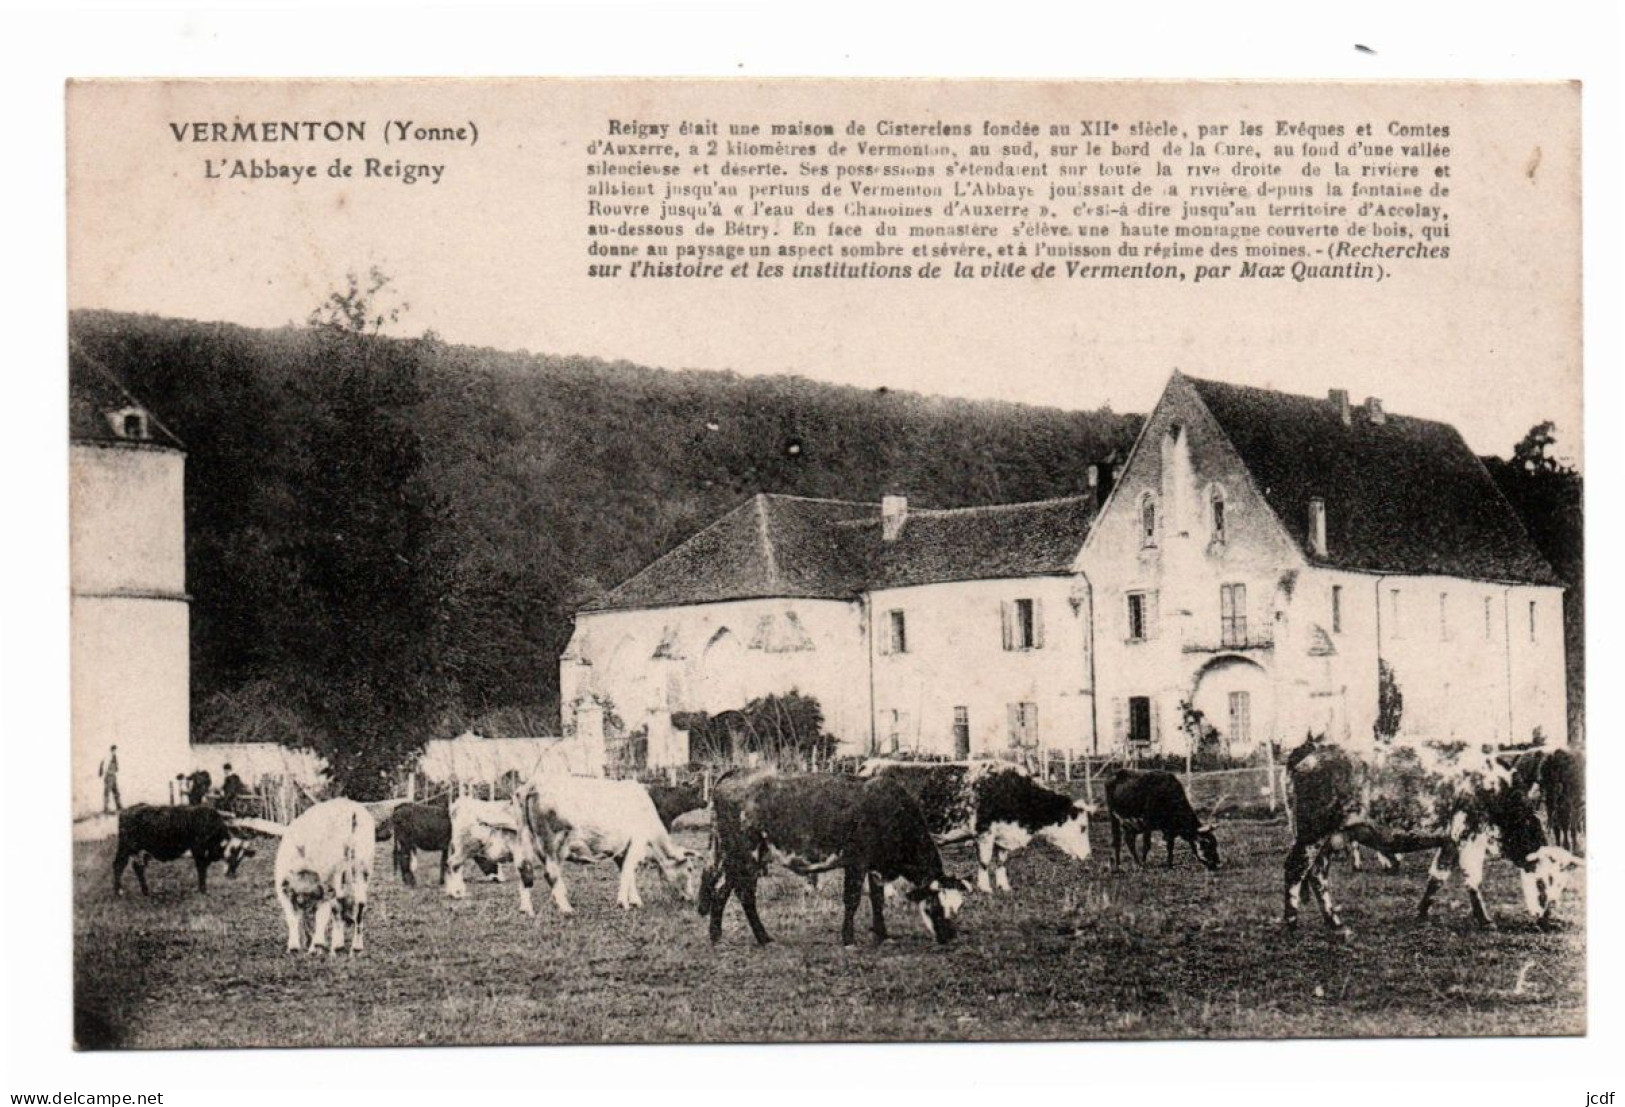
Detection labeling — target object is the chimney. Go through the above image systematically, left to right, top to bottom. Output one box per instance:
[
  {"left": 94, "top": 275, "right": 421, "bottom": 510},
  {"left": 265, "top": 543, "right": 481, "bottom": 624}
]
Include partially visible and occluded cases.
[
  {"left": 1329, "top": 388, "right": 1351, "bottom": 426},
  {"left": 1365, "top": 396, "right": 1386, "bottom": 425},
  {"left": 881, "top": 494, "right": 908, "bottom": 542}
]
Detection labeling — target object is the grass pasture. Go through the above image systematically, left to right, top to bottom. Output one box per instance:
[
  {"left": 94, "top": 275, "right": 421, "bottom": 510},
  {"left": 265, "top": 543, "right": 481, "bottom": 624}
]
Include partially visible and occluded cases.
[{"left": 73, "top": 819, "right": 1583, "bottom": 1049}]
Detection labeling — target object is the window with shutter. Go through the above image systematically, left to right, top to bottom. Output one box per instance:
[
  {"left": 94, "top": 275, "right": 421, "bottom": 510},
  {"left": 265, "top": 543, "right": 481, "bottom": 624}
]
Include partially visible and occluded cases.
[
  {"left": 1221, "top": 583, "right": 1247, "bottom": 646},
  {"left": 1032, "top": 599, "right": 1045, "bottom": 649},
  {"left": 1000, "top": 601, "right": 1014, "bottom": 651}
]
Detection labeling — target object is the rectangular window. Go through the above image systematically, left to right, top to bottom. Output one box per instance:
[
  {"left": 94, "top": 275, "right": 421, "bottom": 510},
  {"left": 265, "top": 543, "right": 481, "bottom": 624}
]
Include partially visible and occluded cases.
[
  {"left": 1211, "top": 495, "right": 1226, "bottom": 544},
  {"left": 1308, "top": 498, "right": 1328, "bottom": 557},
  {"left": 1221, "top": 583, "right": 1247, "bottom": 647},
  {"left": 1331, "top": 585, "right": 1343, "bottom": 634},
  {"left": 1389, "top": 588, "right": 1402, "bottom": 639},
  {"left": 1127, "top": 592, "right": 1148, "bottom": 642},
  {"left": 1439, "top": 592, "right": 1450, "bottom": 641},
  {"left": 1485, "top": 596, "right": 1494, "bottom": 639},
  {"left": 1015, "top": 598, "right": 1036, "bottom": 649},
  {"left": 1529, "top": 600, "right": 1538, "bottom": 642},
  {"left": 887, "top": 609, "right": 907, "bottom": 654},
  {"left": 1228, "top": 691, "right": 1251, "bottom": 745},
  {"left": 1128, "top": 696, "right": 1153, "bottom": 746},
  {"left": 1008, "top": 702, "right": 1039, "bottom": 748},
  {"left": 952, "top": 706, "right": 970, "bottom": 758}
]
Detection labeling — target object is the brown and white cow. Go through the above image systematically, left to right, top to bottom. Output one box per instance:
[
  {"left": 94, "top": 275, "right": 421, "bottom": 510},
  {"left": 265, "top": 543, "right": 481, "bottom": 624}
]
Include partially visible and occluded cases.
[
  {"left": 1283, "top": 736, "right": 1581, "bottom": 933},
  {"left": 860, "top": 759, "right": 1093, "bottom": 893},
  {"left": 701, "top": 769, "right": 969, "bottom": 947},
  {"left": 506, "top": 776, "right": 699, "bottom": 916},
  {"left": 274, "top": 798, "right": 375, "bottom": 954}
]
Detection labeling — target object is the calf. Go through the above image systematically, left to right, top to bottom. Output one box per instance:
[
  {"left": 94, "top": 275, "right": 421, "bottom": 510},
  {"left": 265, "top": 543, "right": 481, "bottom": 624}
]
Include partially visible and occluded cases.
[
  {"left": 1283, "top": 736, "right": 1581, "bottom": 932},
  {"left": 1539, "top": 748, "right": 1584, "bottom": 854},
  {"left": 860, "top": 759, "right": 1093, "bottom": 893},
  {"left": 701, "top": 769, "right": 969, "bottom": 947},
  {"left": 1104, "top": 769, "right": 1220, "bottom": 870},
  {"left": 505, "top": 776, "right": 699, "bottom": 915},
  {"left": 442, "top": 797, "right": 523, "bottom": 898},
  {"left": 274, "top": 799, "right": 375, "bottom": 954},
  {"left": 113, "top": 804, "right": 257, "bottom": 896}
]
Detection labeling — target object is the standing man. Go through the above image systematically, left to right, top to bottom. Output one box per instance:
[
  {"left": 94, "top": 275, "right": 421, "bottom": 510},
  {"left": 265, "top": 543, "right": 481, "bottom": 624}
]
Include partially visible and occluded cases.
[
  {"left": 99, "top": 745, "right": 121, "bottom": 812},
  {"left": 219, "top": 763, "right": 247, "bottom": 815}
]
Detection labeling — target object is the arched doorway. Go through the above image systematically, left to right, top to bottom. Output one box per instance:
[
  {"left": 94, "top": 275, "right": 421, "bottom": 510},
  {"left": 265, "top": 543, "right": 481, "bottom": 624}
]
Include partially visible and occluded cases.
[
  {"left": 698, "top": 627, "right": 747, "bottom": 714},
  {"left": 1190, "top": 655, "right": 1274, "bottom": 754}
]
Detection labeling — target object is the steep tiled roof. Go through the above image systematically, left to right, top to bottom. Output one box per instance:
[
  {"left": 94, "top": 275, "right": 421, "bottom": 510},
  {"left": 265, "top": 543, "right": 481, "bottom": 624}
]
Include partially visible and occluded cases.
[
  {"left": 69, "top": 347, "right": 184, "bottom": 450},
  {"left": 1186, "top": 375, "right": 1559, "bottom": 585},
  {"left": 583, "top": 493, "right": 1096, "bottom": 611},
  {"left": 584, "top": 495, "right": 874, "bottom": 611},
  {"left": 871, "top": 496, "right": 1097, "bottom": 588}
]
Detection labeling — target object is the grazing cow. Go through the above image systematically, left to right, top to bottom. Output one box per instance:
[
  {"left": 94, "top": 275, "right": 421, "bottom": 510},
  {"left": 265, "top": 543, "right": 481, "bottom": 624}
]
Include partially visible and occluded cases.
[
  {"left": 1283, "top": 736, "right": 1581, "bottom": 932},
  {"left": 1540, "top": 748, "right": 1584, "bottom": 853},
  {"left": 859, "top": 759, "right": 1093, "bottom": 893},
  {"left": 701, "top": 769, "right": 969, "bottom": 947},
  {"left": 1104, "top": 769, "right": 1220, "bottom": 870},
  {"left": 503, "top": 777, "right": 699, "bottom": 915},
  {"left": 646, "top": 781, "right": 708, "bottom": 830},
  {"left": 442, "top": 797, "right": 523, "bottom": 897},
  {"left": 274, "top": 798, "right": 375, "bottom": 954},
  {"left": 390, "top": 801, "right": 451, "bottom": 885},
  {"left": 113, "top": 804, "right": 258, "bottom": 896}
]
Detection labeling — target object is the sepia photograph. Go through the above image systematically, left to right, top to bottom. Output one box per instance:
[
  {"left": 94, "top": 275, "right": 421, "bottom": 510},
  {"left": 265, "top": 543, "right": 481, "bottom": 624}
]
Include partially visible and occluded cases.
[{"left": 57, "top": 76, "right": 1590, "bottom": 1052}]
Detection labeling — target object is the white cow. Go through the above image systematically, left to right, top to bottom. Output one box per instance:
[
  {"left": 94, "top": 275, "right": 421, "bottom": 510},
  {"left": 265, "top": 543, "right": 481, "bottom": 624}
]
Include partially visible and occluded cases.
[
  {"left": 510, "top": 776, "right": 700, "bottom": 915},
  {"left": 443, "top": 796, "right": 524, "bottom": 899},
  {"left": 274, "top": 798, "right": 375, "bottom": 954}
]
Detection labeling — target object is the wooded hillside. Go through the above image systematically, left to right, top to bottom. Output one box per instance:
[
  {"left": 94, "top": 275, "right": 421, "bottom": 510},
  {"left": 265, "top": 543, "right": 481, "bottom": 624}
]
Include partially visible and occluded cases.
[{"left": 70, "top": 310, "right": 1143, "bottom": 756}]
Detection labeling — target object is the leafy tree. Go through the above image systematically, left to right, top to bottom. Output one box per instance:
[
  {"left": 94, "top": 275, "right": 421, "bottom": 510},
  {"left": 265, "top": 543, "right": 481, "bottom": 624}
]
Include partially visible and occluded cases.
[
  {"left": 278, "top": 281, "right": 455, "bottom": 797},
  {"left": 1483, "top": 421, "right": 1583, "bottom": 744},
  {"left": 1375, "top": 659, "right": 1404, "bottom": 743}
]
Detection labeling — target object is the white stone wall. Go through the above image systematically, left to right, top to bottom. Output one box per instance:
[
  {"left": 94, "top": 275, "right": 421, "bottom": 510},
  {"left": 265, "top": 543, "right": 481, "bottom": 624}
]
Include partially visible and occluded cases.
[
  {"left": 1078, "top": 379, "right": 1569, "bottom": 754},
  {"left": 70, "top": 443, "right": 189, "bottom": 815},
  {"left": 867, "top": 576, "right": 1092, "bottom": 756},
  {"left": 71, "top": 596, "right": 190, "bottom": 813},
  {"left": 562, "top": 597, "right": 870, "bottom": 752}
]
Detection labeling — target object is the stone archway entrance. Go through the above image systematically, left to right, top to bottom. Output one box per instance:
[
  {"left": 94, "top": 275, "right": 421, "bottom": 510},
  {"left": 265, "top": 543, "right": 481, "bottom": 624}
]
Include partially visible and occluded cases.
[{"left": 1190, "top": 655, "right": 1274, "bottom": 753}]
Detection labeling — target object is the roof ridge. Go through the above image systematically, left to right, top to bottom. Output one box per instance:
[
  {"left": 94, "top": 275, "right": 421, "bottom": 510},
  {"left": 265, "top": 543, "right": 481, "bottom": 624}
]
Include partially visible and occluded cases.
[
  {"left": 1185, "top": 372, "right": 1452, "bottom": 432},
  {"left": 758, "top": 492, "right": 877, "bottom": 508},
  {"left": 754, "top": 494, "right": 782, "bottom": 587},
  {"left": 913, "top": 494, "right": 1093, "bottom": 517}
]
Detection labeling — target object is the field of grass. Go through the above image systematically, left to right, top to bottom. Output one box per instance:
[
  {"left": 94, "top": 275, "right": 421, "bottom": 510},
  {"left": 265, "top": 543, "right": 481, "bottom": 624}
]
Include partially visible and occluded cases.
[{"left": 72, "top": 818, "right": 1583, "bottom": 1049}]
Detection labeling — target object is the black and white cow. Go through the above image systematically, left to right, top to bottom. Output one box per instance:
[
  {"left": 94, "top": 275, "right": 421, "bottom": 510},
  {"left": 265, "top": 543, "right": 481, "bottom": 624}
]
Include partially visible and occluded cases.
[
  {"left": 1283, "top": 736, "right": 1581, "bottom": 932},
  {"left": 859, "top": 759, "right": 1093, "bottom": 893},
  {"left": 700, "top": 769, "right": 969, "bottom": 947},
  {"left": 1104, "top": 769, "right": 1220, "bottom": 870},
  {"left": 113, "top": 804, "right": 260, "bottom": 896}
]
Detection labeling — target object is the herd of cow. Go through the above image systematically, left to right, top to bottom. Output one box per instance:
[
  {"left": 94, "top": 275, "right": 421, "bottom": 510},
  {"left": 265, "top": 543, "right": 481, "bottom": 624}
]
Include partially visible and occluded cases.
[{"left": 107, "top": 737, "right": 1586, "bottom": 959}]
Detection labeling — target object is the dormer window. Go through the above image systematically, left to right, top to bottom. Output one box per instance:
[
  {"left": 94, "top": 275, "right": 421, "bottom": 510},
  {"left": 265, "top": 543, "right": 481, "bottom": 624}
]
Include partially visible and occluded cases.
[
  {"left": 109, "top": 406, "right": 150, "bottom": 441},
  {"left": 1209, "top": 486, "right": 1227, "bottom": 544},
  {"left": 1140, "top": 494, "right": 1157, "bottom": 548},
  {"left": 1308, "top": 498, "right": 1327, "bottom": 557}
]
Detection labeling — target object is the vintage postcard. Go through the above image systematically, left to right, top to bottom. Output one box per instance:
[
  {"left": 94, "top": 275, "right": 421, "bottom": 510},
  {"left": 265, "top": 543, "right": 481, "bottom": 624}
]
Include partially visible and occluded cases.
[{"left": 66, "top": 79, "right": 1583, "bottom": 1049}]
